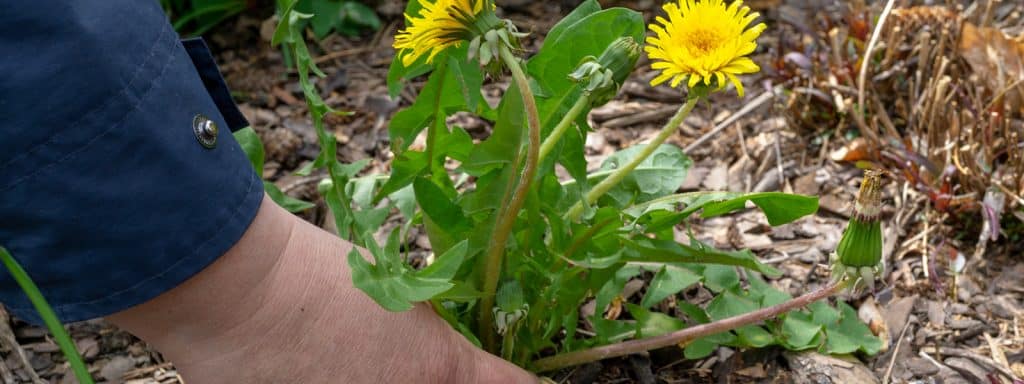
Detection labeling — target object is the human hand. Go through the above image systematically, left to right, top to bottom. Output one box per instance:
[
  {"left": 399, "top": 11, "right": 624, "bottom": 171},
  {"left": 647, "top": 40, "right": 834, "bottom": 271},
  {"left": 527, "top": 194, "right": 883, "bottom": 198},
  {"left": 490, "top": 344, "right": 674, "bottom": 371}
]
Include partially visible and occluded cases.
[{"left": 108, "top": 196, "right": 537, "bottom": 383}]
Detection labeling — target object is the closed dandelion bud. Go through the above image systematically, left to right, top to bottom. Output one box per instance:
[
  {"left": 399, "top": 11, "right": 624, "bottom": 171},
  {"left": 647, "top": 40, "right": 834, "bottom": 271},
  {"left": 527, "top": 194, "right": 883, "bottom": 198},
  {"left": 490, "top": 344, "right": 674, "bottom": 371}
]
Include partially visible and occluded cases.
[
  {"left": 568, "top": 37, "right": 641, "bottom": 105},
  {"left": 596, "top": 37, "right": 641, "bottom": 86},
  {"left": 831, "top": 170, "right": 885, "bottom": 291},
  {"left": 838, "top": 170, "right": 883, "bottom": 267},
  {"left": 317, "top": 178, "right": 334, "bottom": 195},
  {"left": 836, "top": 214, "right": 882, "bottom": 268},
  {"left": 496, "top": 280, "right": 525, "bottom": 313},
  {"left": 493, "top": 281, "right": 528, "bottom": 336}
]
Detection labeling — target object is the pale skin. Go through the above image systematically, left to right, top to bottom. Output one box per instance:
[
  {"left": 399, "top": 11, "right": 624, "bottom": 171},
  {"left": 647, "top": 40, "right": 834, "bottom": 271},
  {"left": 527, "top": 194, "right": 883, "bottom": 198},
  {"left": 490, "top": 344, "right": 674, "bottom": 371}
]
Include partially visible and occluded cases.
[{"left": 107, "top": 195, "right": 536, "bottom": 383}]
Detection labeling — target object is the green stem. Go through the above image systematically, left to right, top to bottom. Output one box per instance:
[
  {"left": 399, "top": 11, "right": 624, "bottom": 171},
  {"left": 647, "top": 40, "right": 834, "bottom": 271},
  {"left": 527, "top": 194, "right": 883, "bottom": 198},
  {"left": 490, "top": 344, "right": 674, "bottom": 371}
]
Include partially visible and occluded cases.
[
  {"left": 291, "top": 40, "right": 363, "bottom": 244},
  {"left": 479, "top": 45, "right": 542, "bottom": 353},
  {"left": 427, "top": 60, "right": 449, "bottom": 184},
  {"left": 538, "top": 94, "right": 591, "bottom": 164},
  {"left": 566, "top": 95, "right": 701, "bottom": 221},
  {"left": 563, "top": 216, "right": 617, "bottom": 260},
  {"left": 0, "top": 247, "right": 93, "bottom": 384},
  {"left": 530, "top": 280, "right": 846, "bottom": 372}
]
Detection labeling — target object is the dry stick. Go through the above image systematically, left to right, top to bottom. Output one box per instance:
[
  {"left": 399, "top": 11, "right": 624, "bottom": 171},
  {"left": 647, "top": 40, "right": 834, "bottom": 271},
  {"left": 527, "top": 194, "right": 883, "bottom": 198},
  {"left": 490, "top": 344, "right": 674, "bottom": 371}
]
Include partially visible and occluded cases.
[
  {"left": 856, "top": 0, "right": 896, "bottom": 140},
  {"left": 479, "top": 44, "right": 542, "bottom": 353},
  {"left": 682, "top": 87, "right": 778, "bottom": 153},
  {"left": 531, "top": 281, "right": 845, "bottom": 372},
  {"left": 882, "top": 319, "right": 914, "bottom": 384},
  {"left": 921, "top": 346, "right": 1021, "bottom": 381}
]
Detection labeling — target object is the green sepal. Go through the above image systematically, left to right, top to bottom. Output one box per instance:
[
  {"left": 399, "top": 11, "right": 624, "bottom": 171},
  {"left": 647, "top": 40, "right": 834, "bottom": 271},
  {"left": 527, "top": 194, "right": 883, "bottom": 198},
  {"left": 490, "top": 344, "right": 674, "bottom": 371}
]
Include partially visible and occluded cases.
[{"left": 835, "top": 218, "right": 882, "bottom": 268}]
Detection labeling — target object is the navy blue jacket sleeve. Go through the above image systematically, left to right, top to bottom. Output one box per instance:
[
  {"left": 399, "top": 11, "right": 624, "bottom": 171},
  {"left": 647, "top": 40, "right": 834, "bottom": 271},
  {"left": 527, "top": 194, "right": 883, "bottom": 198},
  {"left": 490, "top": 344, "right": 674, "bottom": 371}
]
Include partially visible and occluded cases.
[{"left": 0, "top": 1, "right": 263, "bottom": 324}]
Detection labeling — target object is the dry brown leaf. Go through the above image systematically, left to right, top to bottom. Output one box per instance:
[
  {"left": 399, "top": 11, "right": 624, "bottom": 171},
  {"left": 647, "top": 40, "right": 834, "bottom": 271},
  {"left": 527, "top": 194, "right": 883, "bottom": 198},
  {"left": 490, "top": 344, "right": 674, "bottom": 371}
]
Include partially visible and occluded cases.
[
  {"left": 959, "top": 21, "right": 1024, "bottom": 112},
  {"left": 830, "top": 137, "right": 870, "bottom": 162},
  {"left": 604, "top": 296, "right": 624, "bottom": 320},
  {"left": 857, "top": 297, "right": 890, "bottom": 353}
]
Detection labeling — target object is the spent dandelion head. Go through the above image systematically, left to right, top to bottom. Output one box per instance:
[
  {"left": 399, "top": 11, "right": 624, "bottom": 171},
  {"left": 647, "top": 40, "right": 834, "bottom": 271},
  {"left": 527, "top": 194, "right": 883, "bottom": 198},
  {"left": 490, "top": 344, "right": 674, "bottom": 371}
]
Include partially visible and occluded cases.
[
  {"left": 393, "top": 0, "right": 505, "bottom": 67},
  {"left": 645, "top": 0, "right": 767, "bottom": 97},
  {"left": 831, "top": 170, "right": 886, "bottom": 293}
]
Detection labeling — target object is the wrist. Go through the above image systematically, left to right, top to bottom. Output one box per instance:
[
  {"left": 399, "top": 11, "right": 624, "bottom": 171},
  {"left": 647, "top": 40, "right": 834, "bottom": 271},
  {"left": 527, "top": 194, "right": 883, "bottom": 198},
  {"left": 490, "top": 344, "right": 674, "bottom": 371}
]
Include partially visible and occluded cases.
[{"left": 106, "top": 194, "right": 299, "bottom": 358}]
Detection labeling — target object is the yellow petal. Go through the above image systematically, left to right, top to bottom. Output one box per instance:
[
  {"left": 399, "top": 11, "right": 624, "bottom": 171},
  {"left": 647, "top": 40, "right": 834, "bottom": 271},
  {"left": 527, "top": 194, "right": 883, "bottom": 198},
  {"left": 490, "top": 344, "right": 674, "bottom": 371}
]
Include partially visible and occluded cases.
[
  {"left": 644, "top": 0, "right": 765, "bottom": 94},
  {"left": 723, "top": 57, "right": 760, "bottom": 74},
  {"left": 651, "top": 71, "right": 675, "bottom": 87},
  {"left": 714, "top": 72, "right": 726, "bottom": 90},
  {"left": 687, "top": 73, "right": 702, "bottom": 88},
  {"left": 726, "top": 73, "right": 744, "bottom": 97}
]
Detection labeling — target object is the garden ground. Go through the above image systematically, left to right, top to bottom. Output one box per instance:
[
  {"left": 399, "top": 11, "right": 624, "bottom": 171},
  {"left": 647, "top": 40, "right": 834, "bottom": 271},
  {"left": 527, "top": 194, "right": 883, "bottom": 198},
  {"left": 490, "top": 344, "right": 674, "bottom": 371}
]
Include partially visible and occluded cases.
[{"left": 4, "top": 0, "right": 1023, "bottom": 382}]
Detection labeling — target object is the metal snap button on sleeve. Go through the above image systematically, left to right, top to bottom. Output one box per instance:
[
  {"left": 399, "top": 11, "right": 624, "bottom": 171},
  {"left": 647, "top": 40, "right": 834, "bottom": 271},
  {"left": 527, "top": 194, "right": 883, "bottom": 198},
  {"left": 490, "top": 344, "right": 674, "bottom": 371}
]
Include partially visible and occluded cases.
[{"left": 193, "top": 114, "right": 218, "bottom": 149}]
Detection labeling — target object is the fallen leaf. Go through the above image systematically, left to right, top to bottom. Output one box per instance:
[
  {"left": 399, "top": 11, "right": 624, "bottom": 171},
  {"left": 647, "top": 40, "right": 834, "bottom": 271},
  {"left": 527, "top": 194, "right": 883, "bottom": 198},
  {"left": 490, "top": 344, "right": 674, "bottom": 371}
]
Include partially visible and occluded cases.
[
  {"left": 959, "top": 22, "right": 1024, "bottom": 112},
  {"left": 830, "top": 137, "right": 870, "bottom": 162},
  {"left": 857, "top": 297, "right": 890, "bottom": 353}
]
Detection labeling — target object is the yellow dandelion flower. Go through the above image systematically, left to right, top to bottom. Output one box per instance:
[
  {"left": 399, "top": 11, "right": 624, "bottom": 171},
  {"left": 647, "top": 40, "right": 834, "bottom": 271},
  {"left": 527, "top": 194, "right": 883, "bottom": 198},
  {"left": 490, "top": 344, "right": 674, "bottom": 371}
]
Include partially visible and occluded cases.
[
  {"left": 393, "top": 0, "right": 491, "bottom": 67},
  {"left": 645, "top": 0, "right": 766, "bottom": 97}
]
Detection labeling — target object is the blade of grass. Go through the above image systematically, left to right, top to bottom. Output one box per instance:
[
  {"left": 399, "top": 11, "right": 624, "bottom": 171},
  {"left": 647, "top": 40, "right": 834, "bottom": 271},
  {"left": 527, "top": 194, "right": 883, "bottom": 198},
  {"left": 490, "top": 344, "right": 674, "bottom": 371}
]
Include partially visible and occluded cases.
[{"left": 0, "top": 247, "right": 93, "bottom": 384}]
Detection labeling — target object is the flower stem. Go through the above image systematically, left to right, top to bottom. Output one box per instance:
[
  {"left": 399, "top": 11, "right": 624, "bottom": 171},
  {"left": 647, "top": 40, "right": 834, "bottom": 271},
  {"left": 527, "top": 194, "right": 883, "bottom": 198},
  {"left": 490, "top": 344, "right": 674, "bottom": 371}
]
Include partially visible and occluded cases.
[
  {"left": 479, "top": 44, "right": 542, "bottom": 353},
  {"left": 538, "top": 94, "right": 591, "bottom": 164},
  {"left": 566, "top": 95, "right": 700, "bottom": 221},
  {"left": 0, "top": 247, "right": 94, "bottom": 384},
  {"left": 530, "top": 280, "right": 845, "bottom": 372}
]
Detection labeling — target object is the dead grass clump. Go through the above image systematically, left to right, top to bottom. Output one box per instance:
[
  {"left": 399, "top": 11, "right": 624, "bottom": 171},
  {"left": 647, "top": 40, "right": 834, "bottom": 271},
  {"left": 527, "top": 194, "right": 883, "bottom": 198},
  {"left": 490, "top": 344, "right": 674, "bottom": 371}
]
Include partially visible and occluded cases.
[{"left": 782, "top": 1, "right": 1024, "bottom": 261}]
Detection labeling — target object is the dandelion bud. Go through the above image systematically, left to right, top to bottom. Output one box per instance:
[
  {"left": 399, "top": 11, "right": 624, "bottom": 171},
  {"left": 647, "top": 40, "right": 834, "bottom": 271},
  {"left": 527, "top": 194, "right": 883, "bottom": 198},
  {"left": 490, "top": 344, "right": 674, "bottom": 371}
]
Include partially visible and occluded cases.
[
  {"left": 568, "top": 37, "right": 641, "bottom": 105},
  {"left": 596, "top": 37, "right": 642, "bottom": 85},
  {"left": 831, "top": 170, "right": 885, "bottom": 291},
  {"left": 317, "top": 178, "right": 334, "bottom": 195},
  {"left": 493, "top": 281, "right": 528, "bottom": 336}
]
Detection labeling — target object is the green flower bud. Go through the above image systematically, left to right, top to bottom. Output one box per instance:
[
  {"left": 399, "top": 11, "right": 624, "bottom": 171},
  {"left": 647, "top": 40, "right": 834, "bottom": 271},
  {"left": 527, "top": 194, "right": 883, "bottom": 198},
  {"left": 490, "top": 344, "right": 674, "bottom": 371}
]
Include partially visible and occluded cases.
[
  {"left": 567, "top": 37, "right": 641, "bottom": 106},
  {"left": 596, "top": 37, "right": 641, "bottom": 86},
  {"left": 830, "top": 170, "right": 885, "bottom": 291},
  {"left": 317, "top": 178, "right": 334, "bottom": 195},
  {"left": 494, "top": 281, "right": 528, "bottom": 336}
]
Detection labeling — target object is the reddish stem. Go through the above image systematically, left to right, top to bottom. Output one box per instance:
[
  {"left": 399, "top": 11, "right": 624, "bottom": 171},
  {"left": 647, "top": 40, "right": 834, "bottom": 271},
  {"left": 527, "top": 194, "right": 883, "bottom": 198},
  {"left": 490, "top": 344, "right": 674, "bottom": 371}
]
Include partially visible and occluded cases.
[{"left": 531, "top": 281, "right": 845, "bottom": 372}]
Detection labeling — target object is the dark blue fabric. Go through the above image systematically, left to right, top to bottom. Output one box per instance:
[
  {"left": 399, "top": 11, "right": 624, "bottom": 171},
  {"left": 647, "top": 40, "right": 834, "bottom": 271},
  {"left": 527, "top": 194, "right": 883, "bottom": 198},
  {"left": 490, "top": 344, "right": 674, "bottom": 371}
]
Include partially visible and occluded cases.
[
  {"left": 0, "top": 1, "right": 263, "bottom": 324},
  {"left": 182, "top": 38, "right": 250, "bottom": 132}
]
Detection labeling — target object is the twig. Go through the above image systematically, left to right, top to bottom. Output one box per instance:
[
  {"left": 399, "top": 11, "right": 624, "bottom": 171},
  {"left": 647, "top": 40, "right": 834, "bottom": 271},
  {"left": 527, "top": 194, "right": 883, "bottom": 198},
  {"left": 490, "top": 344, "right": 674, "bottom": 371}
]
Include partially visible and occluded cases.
[
  {"left": 857, "top": 0, "right": 897, "bottom": 122},
  {"left": 313, "top": 47, "right": 374, "bottom": 64},
  {"left": 682, "top": 87, "right": 777, "bottom": 153},
  {"left": 602, "top": 105, "right": 678, "bottom": 128},
  {"left": 773, "top": 129, "right": 785, "bottom": 189},
  {"left": 993, "top": 181, "right": 1024, "bottom": 207},
  {"left": 923, "top": 205, "right": 930, "bottom": 281},
  {"left": 531, "top": 281, "right": 845, "bottom": 372},
  {"left": 0, "top": 307, "right": 42, "bottom": 384},
  {"left": 882, "top": 319, "right": 914, "bottom": 384},
  {"left": 983, "top": 332, "right": 1011, "bottom": 375},
  {"left": 921, "top": 346, "right": 1021, "bottom": 381},
  {"left": 918, "top": 350, "right": 947, "bottom": 370}
]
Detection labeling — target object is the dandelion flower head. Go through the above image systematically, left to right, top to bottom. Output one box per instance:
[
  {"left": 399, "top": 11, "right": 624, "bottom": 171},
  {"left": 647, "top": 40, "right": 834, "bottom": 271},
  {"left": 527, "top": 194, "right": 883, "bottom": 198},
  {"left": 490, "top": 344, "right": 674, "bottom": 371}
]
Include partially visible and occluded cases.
[
  {"left": 394, "top": 0, "right": 490, "bottom": 66},
  {"left": 645, "top": 0, "right": 766, "bottom": 96}
]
